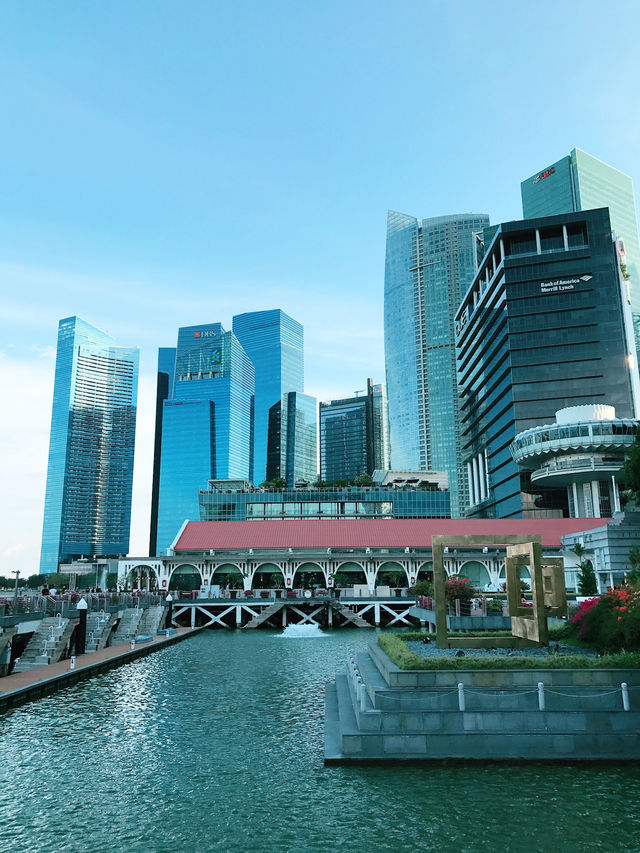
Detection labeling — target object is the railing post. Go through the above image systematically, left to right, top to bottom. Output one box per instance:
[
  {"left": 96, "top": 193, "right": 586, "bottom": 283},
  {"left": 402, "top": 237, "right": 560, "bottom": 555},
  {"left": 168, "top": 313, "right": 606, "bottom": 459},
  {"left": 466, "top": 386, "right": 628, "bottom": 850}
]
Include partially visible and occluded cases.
[
  {"left": 538, "top": 682, "right": 545, "bottom": 711},
  {"left": 622, "top": 682, "right": 630, "bottom": 711},
  {"left": 457, "top": 683, "right": 465, "bottom": 712}
]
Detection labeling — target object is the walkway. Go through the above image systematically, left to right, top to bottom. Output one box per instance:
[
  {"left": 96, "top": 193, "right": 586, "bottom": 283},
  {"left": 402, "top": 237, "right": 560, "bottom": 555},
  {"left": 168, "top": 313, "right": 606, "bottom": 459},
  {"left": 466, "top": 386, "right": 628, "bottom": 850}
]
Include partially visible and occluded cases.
[{"left": 0, "top": 626, "right": 202, "bottom": 712}]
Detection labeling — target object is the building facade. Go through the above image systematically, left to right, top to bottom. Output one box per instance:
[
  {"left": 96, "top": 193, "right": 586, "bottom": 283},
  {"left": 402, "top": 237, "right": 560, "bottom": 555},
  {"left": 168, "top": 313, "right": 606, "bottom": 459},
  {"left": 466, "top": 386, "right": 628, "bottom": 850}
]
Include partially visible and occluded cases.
[
  {"left": 521, "top": 148, "right": 640, "bottom": 362},
  {"left": 456, "top": 208, "right": 640, "bottom": 519},
  {"left": 384, "top": 211, "right": 490, "bottom": 517},
  {"left": 232, "top": 310, "right": 304, "bottom": 486},
  {"left": 40, "top": 316, "right": 139, "bottom": 573},
  {"left": 155, "top": 323, "right": 254, "bottom": 555},
  {"left": 149, "top": 347, "right": 177, "bottom": 555},
  {"left": 319, "top": 379, "right": 390, "bottom": 483},
  {"left": 266, "top": 391, "right": 318, "bottom": 486},
  {"left": 510, "top": 405, "right": 638, "bottom": 519},
  {"left": 198, "top": 479, "right": 450, "bottom": 522}
]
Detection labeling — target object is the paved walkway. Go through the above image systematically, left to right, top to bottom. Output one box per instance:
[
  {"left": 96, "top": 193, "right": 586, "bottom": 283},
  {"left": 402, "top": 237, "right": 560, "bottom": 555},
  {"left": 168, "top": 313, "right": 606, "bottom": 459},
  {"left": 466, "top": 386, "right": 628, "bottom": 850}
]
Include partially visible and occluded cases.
[{"left": 0, "top": 627, "right": 201, "bottom": 704}]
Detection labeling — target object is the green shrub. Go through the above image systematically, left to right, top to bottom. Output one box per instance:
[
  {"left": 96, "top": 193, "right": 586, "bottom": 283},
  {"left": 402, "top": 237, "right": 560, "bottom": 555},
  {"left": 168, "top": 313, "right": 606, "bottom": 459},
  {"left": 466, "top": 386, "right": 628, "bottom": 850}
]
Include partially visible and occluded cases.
[{"left": 409, "top": 580, "right": 433, "bottom": 596}]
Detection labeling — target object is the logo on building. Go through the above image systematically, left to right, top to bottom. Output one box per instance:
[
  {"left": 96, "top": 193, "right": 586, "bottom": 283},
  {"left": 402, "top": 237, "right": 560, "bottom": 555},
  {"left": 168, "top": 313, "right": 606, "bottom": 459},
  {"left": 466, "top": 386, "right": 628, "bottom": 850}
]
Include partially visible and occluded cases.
[
  {"left": 533, "top": 167, "right": 556, "bottom": 184},
  {"left": 540, "top": 275, "right": 592, "bottom": 293},
  {"left": 193, "top": 330, "right": 218, "bottom": 339}
]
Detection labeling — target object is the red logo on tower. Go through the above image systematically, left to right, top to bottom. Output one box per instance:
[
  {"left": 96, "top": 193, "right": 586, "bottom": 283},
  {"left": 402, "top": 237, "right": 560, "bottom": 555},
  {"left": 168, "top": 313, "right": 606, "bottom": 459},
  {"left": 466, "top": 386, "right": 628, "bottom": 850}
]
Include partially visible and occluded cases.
[{"left": 194, "top": 331, "right": 201, "bottom": 338}]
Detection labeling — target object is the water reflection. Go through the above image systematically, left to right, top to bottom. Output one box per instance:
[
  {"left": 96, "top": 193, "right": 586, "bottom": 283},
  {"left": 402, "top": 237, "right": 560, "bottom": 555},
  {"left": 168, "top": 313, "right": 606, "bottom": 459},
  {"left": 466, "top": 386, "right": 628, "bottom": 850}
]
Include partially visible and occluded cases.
[{"left": 1, "top": 631, "right": 639, "bottom": 853}]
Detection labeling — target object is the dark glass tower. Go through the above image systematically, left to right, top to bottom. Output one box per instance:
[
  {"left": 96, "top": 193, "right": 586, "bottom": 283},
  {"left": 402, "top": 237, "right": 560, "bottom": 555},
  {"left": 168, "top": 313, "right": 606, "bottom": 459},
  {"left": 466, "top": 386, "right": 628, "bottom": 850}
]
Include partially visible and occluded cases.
[
  {"left": 521, "top": 148, "right": 640, "bottom": 364},
  {"left": 456, "top": 208, "right": 640, "bottom": 519},
  {"left": 384, "top": 211, "right": 490, "bottom": 517},
  {"left": 232, "top": 310, "right": 304, "bottom": 486},
  {"left": 40, "top": 316, "right": 139, "bottom": 573},
  {"left": 155, "top": 323, "right": 254, "bottom": 554},
  {"left": 148, "top": 347, "right": 176, "bottom": 555},
  {"left": 319, "top": 379, "right": 390, "bottom": 483},
  {"left": 266, "top": 392, "right": 318, "bottom": 486}
]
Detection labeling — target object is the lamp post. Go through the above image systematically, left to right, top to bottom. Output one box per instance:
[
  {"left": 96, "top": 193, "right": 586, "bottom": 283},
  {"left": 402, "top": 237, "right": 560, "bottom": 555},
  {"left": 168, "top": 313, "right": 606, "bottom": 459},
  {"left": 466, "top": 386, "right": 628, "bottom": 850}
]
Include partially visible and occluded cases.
[
  {"left": 12, "top": 570, "right": 20, "bottom": 603},
  {"left": 165, "top": 594, "right": 173, "bottom": 629},
  {"left": 75, "top": 597, "right": 88, "bottom": 656}
]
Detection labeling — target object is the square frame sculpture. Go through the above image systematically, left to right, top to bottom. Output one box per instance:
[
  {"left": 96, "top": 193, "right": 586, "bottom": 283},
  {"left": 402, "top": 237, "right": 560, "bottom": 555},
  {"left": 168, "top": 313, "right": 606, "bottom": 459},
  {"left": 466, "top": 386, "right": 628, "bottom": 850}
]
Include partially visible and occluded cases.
[{"left": 431, "top": 534, "right": 561, "bottom": 649}]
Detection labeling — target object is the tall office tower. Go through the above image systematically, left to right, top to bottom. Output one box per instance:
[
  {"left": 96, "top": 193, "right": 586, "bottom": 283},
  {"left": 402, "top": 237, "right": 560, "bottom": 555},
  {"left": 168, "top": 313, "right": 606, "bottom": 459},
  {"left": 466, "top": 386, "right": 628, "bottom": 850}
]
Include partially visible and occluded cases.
[
  {"left": 522, "top": 149, "right": 640, "bottom": 360},
  {"left": 456, "top": 208, "right": 640, "bottom": 519},
  {"left": 384, "top": 211, "right": 490, "bottom": 517},
  {"left": 232, "top": 310, "right": 304, "bottom": 486},
  {"left": 40, "top": 317, "right": 139, "bottom": 573},
  {"left": 155, "top": 323, "right": 254, "bottom": 554},
  {"left": 148, "top": 347, "right": 176, "bottom": 555},
  {"left": 319, "top": 379, "right": 391, "bottom": 483},
  {"left": 266, "top": 392, "right": 318, "bottom": 486}
]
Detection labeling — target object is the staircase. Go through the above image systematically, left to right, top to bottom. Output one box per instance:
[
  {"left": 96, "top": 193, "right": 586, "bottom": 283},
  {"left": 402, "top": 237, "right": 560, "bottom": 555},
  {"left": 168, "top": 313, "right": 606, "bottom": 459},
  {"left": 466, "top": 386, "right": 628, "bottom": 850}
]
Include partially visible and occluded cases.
[
  {"left": 328, "top": 600, "right": 372, "bottom": 629},
  {"left": 244, "top": 601, "right": 285, "bottom": 629},
  {"left": 137, "top": 605, "right": 167, "bottom": 636},
  {"left": 111, "top": 608, "right": 144, "bottom": 645},
  {"left": 85, "top": 612, "right": 116, "bottom": 652},
  {"left": 13, "top": 617, "right": 74, "bottom": 672}
]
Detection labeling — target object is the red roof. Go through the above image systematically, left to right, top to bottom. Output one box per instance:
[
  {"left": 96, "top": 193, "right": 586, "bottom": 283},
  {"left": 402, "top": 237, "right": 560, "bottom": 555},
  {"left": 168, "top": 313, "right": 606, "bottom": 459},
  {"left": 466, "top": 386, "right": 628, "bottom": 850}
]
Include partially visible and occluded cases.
[{"left": 173, "top": 517, "right": 602, "bottom": 552}]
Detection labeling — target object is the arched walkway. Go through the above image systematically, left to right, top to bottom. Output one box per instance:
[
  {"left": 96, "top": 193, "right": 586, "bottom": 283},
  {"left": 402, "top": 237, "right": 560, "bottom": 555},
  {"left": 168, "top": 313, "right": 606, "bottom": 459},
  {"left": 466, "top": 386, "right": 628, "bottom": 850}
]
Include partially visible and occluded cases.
[
  {"left": 376, "top": 561, "right": 407, "bottom": 588},
  {"left": 459, "top": 561, "right": 490, "bottom": 590},
  {"left": 252, "top": 562, "right": 284, "bottom": 589},
  {"left": 292, "top": 562, "right": 326, "bottom": 589},
  {"left": 169, "top": 564, "right": 202, "bottom": 592}
]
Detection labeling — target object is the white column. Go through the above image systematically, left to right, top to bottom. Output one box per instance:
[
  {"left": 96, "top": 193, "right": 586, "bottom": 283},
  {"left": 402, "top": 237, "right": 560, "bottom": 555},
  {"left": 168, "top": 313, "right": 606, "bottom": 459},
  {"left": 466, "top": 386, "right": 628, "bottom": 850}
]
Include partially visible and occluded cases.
[
  {"left": 562, "top": 225, "right": 569, "bottom": 250},
  {"left": 535, "top": 229, "right": 541, "bottom": 254},
  {"left": 500, "top": 238, "right": 505, "bottom": 261},
  {"left": 484, "top": 449, "right": 490, "bottom": 497},
  {"left": 478, "top": 453, "right": 486, "bottom": 501},
  {"left": 472, "top": 457, "right": 480, "bottom": 506},
  {"left": 467, "top": 462, "right": 475, "bottom": 505},
  {"left": 612, "top": 475, "right": 620, "bottom": 513},
  {"left": 591, "top": 481, "right": 601, "bottom": 518},
  {"left": 572, "top": 482, "right": 580, "bottom": 517}
]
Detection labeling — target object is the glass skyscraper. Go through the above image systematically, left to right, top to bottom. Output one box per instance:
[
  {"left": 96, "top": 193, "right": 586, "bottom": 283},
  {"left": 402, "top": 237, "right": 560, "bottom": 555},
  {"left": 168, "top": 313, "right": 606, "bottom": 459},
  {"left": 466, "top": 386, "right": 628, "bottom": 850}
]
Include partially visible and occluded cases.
[
  {"left": 521, "top": 148, "right": 640, "bottom": 361},
  {"left": 456, "top": 208, "right": 639, "bottom": 519},
  {"left": 384, "top": 211, "right": 490, "bottom": 517},
  {"left": 232, "top": 310, "right": 304, "bottom": 486},
  {"left": 40, "top": 316, "right": 139, "bottom": 573},
  {"left": 155, "top": 323, "right": 254, "bottom": 554},
  {"left": 149, "top": 346, "right": 177, "bottom": 555},
  {"left": 319, "top": 379, "right": 390, "bottom": 483},
  {"left": 266, "top": 391, "right": 318, "bottom": 486}
]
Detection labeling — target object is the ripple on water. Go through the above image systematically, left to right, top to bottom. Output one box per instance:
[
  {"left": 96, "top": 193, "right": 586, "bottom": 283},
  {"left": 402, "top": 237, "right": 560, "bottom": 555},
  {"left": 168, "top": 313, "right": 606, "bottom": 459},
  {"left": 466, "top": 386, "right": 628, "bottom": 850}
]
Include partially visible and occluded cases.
[{"left": 1, "top": 631, "right": 640, "bottom": 853}]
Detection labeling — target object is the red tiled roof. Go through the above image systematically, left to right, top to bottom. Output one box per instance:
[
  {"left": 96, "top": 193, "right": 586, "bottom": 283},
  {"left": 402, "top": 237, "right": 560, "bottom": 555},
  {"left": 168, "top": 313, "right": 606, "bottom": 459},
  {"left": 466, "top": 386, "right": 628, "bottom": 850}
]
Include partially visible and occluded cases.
[{"left": 173, "top": 517, "right": 602, "bottom": 552}]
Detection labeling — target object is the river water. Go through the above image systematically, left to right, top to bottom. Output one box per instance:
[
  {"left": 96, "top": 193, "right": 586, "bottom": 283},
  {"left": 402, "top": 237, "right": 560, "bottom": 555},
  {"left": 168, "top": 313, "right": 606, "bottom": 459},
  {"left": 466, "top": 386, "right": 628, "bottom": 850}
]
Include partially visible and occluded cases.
[{"left": 1, "top": 630, "right": 639, "bottom": 853}]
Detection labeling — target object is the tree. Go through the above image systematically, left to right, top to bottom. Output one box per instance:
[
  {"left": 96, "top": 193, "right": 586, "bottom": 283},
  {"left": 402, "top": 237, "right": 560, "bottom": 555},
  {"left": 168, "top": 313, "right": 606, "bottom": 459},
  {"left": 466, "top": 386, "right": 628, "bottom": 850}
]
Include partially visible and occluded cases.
[
  {"left": 623, "top": 430, "right": 640, "bottom": 504},
  {"left": 353, "top": 473, "right": 373, "bottom": 486},
  {"left": 572, "top": 544, "right": 597, "bottom": 596},
  {"left": 625, "top": 546, "right": 640, "bottom": 586}
]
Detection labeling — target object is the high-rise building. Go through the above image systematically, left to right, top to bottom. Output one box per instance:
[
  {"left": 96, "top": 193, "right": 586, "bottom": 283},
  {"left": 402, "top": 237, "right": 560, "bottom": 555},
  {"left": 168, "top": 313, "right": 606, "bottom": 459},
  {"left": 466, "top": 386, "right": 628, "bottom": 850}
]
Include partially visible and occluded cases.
[
  {"left": 521, "top": 148, "right": 640, "bottom": 360},
  {"left": 456, "top": 208, "right": 640, "bottom": 519},
  {"left": 384, "top": 211, "right": 490, "bottom": 516},
  {"left": 232, "top": 310, "right": 304, "bottom": 486},
  {"left": 40, "top": 316, "right": 139, "bottom": 573},
  {"left": 155, "top": 323, "right": 254, "bottom": 554},
  {"left": 149, "top": 347, "right": 176, "bottom": 555},
  {"left": 319, "top": 379, "right": 390, "bottom": 483},
  {"left": 266, "top": 392, "right": 318, "bottom": 486}
]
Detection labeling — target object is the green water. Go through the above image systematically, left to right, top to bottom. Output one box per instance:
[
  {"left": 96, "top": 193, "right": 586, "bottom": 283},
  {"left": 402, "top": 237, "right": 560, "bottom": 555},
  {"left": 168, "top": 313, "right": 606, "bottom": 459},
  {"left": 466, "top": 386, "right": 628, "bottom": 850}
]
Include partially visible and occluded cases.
[{"left": 1, "top": 630, "right": 639, "bottom": 853}]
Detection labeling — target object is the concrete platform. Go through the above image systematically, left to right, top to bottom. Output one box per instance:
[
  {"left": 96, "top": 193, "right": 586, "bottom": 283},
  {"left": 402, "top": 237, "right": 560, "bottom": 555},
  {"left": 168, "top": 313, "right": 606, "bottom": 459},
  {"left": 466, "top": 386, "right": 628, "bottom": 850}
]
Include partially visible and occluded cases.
[{"left": 0, "top": 626, "right": 203, "bottom": 713}]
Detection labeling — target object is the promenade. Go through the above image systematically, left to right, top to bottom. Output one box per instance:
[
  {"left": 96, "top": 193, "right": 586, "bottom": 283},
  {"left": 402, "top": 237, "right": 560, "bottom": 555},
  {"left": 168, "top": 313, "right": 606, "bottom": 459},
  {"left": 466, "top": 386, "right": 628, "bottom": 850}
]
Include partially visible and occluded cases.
[{"left": 0, "top": 626, "right": 202, "bottom": 713}]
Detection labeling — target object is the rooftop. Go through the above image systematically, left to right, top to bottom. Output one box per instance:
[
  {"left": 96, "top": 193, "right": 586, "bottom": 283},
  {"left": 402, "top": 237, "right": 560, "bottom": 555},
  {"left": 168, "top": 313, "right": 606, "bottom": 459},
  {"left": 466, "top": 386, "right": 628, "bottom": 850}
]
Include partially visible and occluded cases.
[{"left": 173, "top": 517, "right": 600, "bottom": 552}]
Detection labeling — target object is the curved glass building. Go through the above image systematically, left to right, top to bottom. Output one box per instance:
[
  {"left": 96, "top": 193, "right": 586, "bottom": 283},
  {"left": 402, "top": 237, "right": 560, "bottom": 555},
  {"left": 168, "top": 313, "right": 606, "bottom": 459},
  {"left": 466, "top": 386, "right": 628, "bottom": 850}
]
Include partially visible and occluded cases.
[
  {"left": 384, "top": 210, "right": 490, "bottom": 517},
  {"left": 40, "top": 317, "right": 139, "bottom": 573}
]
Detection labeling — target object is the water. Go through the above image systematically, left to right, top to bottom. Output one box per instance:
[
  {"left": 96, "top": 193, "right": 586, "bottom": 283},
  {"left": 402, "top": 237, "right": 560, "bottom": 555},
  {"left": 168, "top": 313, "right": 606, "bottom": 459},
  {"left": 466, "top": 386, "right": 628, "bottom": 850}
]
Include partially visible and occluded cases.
[
  {"left": 276, "top": 624, "right": 328, "bottom": 638},
  {"left": 1, "top": 630, "right": 640, "bottom": 853}
]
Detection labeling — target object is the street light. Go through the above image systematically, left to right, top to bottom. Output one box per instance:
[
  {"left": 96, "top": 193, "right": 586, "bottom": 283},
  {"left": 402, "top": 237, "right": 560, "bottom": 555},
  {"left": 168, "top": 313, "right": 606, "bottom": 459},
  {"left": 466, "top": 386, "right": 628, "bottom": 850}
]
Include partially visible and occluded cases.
[{"left": 12, "top": 570, "right": 20, "bottom": 602}]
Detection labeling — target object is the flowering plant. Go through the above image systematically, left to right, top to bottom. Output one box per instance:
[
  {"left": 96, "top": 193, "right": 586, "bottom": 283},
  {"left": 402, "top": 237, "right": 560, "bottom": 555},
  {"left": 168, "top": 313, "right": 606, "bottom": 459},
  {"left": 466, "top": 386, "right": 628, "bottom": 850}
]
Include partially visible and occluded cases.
[
  {"left": 445, "top": 575, "right": 476, "bottom": 602},
  {"left": 570, "top": 585, "right": 640, "bottom": 652}
]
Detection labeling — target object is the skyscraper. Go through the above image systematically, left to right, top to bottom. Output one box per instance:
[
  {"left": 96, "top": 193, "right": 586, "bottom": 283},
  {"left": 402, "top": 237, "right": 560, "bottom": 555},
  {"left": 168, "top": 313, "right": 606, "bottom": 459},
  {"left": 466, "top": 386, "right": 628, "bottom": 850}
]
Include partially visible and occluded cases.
[
  {"left": 521, "top": 148, "right": 640, "bottom": 359},
  {"left": 456, "top": 208, "right": 640, "bottom": 519},
  {"left": 384, "top": 211, "right": 490, "bottom": 516},
  {"left": 232, "top": 310, "right": 304, "bottom": 486},
  {"left": 40, "top": 316, "right": 139, "bottom": 573},
  {"left": 155, "top": 323, "right": 254, "bottom": 554},
  {"left": 149, "top": 347, "right": 177, "bottom": 555},
  {"left": 319, "top": 379, "right": 390, "bottom": 483},
  {"left": 266, "top": 391, "right": 318, "bottom": 486}
]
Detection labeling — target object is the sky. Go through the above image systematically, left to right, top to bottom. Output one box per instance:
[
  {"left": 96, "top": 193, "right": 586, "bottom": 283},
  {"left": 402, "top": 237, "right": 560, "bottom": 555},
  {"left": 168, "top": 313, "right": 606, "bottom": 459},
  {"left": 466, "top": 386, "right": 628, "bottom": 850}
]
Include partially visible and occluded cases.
[{"left": 1, "top": 0, "right": 640, "bottom": 575}]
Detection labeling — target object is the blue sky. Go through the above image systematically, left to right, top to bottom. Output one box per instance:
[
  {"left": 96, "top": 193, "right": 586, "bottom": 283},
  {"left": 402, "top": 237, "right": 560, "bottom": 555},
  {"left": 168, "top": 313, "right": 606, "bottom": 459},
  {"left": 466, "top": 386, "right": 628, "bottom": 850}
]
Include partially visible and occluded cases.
[{"left": 1, "top": 0, "right": 639, "bottom": 573}]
